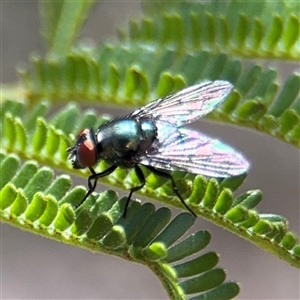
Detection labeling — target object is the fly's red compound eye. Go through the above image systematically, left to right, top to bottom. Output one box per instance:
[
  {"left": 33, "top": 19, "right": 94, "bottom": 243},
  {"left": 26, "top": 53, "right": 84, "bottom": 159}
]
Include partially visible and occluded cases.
[{"left": 77, "top": 138, "right": 97, "bottom": 168}]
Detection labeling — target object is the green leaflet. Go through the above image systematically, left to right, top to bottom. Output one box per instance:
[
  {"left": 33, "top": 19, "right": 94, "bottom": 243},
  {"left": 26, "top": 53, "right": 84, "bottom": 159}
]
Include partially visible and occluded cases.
[{"left": 40, "top": 0, "right": 97, "bottom": 55}]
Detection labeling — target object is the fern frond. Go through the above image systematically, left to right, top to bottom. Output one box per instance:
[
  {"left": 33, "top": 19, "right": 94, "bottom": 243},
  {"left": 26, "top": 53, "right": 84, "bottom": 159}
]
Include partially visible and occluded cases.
[
  {"left": 120, "top": 0, "right": 300, "bottom": 60},
  {"left": 21, "top": 45, "right": 300, "bottom": 147},
  {"left": 1, "top": 100, "right": 299, "bottom": 267},
  {"left": 0, "top": 158, "right": 241, "bottom": 299}
]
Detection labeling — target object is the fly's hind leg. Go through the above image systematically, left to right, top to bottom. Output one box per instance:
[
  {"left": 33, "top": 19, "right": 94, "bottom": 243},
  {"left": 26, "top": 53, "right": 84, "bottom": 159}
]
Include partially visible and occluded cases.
[{"left": 145, "top": 166, "right": 196, "bottom": 217}]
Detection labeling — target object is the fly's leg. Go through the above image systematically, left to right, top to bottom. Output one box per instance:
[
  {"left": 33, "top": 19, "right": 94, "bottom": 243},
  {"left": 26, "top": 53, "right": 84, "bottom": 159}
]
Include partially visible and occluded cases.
[
  {"left": 76, "top": 165, "right": 117, "bottom": 208},
  {"left": 123, "top": 165, "right": 146, "bottom": 218},
  {"left": 145, "top": 166, "right": 196, "bottom": 217}
]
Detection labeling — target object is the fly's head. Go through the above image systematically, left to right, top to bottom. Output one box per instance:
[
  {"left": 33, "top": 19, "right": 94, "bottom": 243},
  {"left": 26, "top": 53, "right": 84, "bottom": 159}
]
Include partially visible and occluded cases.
[{"left": 67, "top": 128, "right": 98, "bottom": 169}]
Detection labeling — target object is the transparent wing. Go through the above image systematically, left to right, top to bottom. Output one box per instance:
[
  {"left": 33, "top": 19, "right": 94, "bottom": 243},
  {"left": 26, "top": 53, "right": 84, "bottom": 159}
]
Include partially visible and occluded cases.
[
  {"left": 130, "top": 80, "right": 233, "bottom": 126},
  {"left": 140, "top": 125, "right": 250, "bottom": 177}
]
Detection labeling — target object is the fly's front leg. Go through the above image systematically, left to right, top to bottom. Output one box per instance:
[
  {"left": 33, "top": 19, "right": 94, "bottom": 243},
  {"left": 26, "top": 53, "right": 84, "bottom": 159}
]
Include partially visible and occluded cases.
[
  {"left": 76, "top": 165, "right": 117, "bottom": 208},
  {"left": 123, "top": 165, "right": 146, "bottom": 218},
  {"left": 145, "top": 166, "right": 196, "bottom": 217},
  {"left": 87, "top": 167, "right": 98, "bottom": 194}
]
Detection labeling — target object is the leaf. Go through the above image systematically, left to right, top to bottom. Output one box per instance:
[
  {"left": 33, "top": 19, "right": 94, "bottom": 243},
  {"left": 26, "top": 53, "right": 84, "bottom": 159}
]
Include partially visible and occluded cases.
[
  {"left": 21, "top": 45, "right": 300, "bottom": 147},
  {"left": 0, "top": 107, "right": 299, "bottom": 268},
  {"left": 0, "top": 163, "right": 240, "bottom": 299}
]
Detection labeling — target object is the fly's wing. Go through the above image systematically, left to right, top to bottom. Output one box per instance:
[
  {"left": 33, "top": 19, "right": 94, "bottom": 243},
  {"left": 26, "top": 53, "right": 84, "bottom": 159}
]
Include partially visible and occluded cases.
[
  {"left": 130, "top": 80, "right": 233, "bottom": 126},
  {"left": 140, "top": 125, "right": 250, "bottom": 177}
]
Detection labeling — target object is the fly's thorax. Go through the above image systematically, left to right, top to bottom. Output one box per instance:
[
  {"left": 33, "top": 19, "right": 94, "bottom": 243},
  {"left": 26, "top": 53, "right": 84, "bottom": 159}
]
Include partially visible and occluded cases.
[
  {"left": 94, "top": 117, "right": 157, "bottom": 166},
  {"left": 95, "top": 118, "right": 142, "bottom": 165},
  {"left": 96, "top": 118, "right": 140, "bottom": 150}
]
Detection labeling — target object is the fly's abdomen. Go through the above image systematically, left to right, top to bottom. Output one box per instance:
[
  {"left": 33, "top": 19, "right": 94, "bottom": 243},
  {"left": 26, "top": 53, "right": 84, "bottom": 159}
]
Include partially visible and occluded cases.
[{"left": 139, "top": 118, "right": 157, "bottom": 152}]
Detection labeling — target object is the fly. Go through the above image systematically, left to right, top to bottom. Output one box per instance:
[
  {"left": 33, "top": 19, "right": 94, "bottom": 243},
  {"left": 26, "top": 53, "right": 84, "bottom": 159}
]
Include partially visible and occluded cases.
[{"left": 67, "top": 80, "right": 250, "bottom": 217}]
